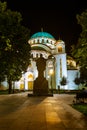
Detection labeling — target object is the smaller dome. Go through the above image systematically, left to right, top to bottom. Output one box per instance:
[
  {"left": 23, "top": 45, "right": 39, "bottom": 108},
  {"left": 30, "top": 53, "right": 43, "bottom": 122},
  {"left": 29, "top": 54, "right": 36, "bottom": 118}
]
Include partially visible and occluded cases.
[
  {"left": 30, "top": 32, "right": 55, "bottom": 39},
  {"left": 56, "top": 39, "right": 65, "bottom": 44},
  {"left": 57, "top": 40, "right": 63, "bottom": 42}
]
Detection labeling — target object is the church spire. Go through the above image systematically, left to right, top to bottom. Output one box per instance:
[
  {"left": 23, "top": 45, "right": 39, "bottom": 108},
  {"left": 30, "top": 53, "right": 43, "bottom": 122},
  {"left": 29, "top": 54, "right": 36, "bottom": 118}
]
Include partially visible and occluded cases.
[{"left": 41, "top": 27, "right": 43, "bottom": 32}]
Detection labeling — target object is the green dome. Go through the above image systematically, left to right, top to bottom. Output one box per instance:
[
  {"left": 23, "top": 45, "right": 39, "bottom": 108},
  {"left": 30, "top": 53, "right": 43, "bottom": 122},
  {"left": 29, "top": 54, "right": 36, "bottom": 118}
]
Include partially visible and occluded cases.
[{"left": 30, "top": 32, "right": 55, "bottom": 39}]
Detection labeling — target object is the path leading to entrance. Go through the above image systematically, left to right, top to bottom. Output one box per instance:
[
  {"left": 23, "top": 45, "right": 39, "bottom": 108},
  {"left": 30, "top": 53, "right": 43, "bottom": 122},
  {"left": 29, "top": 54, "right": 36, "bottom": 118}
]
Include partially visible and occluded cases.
[{"left": 0, "top": 93, "right": 87, "bottom": 130}]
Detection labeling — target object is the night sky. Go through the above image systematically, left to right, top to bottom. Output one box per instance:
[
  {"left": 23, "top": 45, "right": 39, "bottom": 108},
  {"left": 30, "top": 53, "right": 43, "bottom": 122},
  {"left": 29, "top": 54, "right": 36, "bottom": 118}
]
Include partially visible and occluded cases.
[{"left": 1, "top": 0, "right": 87, "bottom": 54}]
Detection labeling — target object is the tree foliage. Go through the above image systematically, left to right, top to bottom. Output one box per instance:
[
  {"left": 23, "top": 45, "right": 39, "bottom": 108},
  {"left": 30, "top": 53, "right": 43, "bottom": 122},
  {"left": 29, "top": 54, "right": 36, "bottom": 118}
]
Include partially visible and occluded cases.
[
  {"left": 0, "top": 1, "right": 31, "bottom": 93},
  {"left": 71, "top": 9, "right": 87, "bottom": 83},
  {"left": 60, "top": 76, "right": 68, "bottom": 86},
  {"left": 74, "top": 76, "right": 81, "bottom": 86}
]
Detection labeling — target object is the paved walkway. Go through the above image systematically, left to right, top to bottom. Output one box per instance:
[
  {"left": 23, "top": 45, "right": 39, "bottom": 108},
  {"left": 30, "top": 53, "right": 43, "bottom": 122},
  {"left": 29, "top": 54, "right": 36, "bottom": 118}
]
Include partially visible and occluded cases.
[{"left": 0, "top": 93, "right": 87, "bottom": 130}]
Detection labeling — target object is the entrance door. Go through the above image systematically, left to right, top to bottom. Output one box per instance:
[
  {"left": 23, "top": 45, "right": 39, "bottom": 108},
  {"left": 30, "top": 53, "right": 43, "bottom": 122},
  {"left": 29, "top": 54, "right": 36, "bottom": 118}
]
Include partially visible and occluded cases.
[
  {"left": 28, "top": 81, "right": 33, "bottom": 90},
  {"left": 20, "top": 83, "right": 24, "bottom": 90}
]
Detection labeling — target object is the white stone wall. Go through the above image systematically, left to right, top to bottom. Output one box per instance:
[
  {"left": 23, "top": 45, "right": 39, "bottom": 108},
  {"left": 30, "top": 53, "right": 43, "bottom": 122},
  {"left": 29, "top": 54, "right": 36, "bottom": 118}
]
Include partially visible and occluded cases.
[
  {"left": 54, "top": 53, "right": 67, "bottom": 89},
  {"left": 67, "top": 70, "right": 80, "bottom": 90}
]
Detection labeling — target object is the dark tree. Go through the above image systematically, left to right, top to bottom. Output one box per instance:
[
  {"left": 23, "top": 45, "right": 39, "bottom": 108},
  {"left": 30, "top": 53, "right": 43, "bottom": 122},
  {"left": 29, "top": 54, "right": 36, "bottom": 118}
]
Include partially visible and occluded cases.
[
  {"left": 0, "top": 1, "right": 31, "bottom": 93},
  {"left": 71, "top": 9, "right": 87, "bottom": 84},
  {"left": 60, "top": 76, "right": 68, "bottom": 90}
]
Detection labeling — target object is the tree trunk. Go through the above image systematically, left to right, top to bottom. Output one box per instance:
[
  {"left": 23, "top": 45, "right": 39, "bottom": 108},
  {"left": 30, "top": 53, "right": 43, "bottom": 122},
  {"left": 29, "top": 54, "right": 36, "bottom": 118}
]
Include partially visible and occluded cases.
[
  {"left": 8, "top": 79, "right": 12, "bottom": 94},
  {"left": 13, "top": 81, "right": 15, "bottom": 94},
  {"left": 0, "top": 82, "right": 1, "bottom": 88}
]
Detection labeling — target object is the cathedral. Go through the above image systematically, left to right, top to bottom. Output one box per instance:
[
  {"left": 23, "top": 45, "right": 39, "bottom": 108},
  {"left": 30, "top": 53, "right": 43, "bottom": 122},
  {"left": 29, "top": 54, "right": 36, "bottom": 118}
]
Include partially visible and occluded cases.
[{"left": 1, "top": 31, "right": 80, "bottom": 91}]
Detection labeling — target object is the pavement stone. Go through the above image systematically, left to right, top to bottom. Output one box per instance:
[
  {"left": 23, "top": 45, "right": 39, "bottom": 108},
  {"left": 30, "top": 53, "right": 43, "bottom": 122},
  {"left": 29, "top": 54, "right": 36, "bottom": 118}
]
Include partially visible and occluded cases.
[{"left": 0, "top": 93, "right": 87, "bottom": 130}]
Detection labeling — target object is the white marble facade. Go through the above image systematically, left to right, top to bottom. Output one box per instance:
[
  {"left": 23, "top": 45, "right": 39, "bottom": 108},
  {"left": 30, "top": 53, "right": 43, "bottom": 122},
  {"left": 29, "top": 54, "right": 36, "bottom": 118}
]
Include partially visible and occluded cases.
[{"left": 1, "top": 31, "right": 80, "bottom": 90}]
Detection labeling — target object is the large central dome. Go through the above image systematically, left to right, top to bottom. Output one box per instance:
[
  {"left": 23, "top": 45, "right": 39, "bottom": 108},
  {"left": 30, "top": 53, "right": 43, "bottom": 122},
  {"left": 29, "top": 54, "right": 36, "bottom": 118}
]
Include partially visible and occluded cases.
[
  {"left": 28, "top": 31, "right": 56, "bottom": 50},
  {"left": 30, "top": 32, "right": 55, "bottom": 39}
]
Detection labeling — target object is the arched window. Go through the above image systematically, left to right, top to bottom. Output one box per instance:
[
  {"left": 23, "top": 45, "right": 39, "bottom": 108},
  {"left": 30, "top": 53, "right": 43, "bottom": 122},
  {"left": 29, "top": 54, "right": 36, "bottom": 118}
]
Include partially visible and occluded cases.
[
  {"left": 37, "top": 39, "right": 39, "bottom": 43},
  {"left": 42, "top": 39, "right": 44, "bottom": 43},
  {"left": 47, "top": 39, "right": 49, "bottom": 43},
  {"left": 33, "top": 40, "right": 35, "bottom": 44},
  {"left": 50, "top": 41, "right": 52, "bottom": 44},
  {"left": 58, "top": 46, "right": 62, "bottom": 52},
  {"left": 48, "top": 61, "right": 53, "bottom": 67},
  {"left": 28, "top": 74, "right": 32, "bottom": 78},
  {"left": 28, "top": 74, "right": 33, "bottom": 80}
]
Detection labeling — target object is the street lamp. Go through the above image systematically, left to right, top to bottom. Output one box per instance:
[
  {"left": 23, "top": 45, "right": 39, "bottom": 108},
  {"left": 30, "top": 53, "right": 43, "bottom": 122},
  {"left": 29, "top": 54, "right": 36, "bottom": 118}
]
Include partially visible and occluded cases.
[{"left": 49, "top": 69, "right": 54, "bottom": 94}]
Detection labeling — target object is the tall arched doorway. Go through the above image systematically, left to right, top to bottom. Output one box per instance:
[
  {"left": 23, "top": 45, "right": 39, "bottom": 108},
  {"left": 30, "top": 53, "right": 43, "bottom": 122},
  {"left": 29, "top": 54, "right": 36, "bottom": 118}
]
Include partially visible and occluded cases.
[{"left": 27, "top": 73, "right": 34, "bottom": 90}]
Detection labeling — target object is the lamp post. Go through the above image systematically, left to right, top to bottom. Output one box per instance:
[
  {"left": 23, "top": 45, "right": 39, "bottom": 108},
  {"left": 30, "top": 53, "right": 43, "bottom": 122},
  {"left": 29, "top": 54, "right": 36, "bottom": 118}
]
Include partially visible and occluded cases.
[{"left": 49, "top": 69, "right": 54, "bottom": 94}]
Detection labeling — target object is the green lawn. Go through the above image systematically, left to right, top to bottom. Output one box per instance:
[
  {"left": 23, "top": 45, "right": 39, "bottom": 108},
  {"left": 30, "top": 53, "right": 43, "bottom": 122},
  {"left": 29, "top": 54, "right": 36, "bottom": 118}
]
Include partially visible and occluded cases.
[
  {"left": 0, "top": 90, "right": 8, "bottom": 94},
  {"left": 72, "top": 103, "right": 87, "bottom": 116}
]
